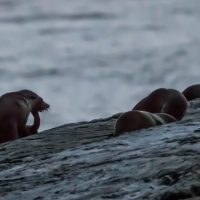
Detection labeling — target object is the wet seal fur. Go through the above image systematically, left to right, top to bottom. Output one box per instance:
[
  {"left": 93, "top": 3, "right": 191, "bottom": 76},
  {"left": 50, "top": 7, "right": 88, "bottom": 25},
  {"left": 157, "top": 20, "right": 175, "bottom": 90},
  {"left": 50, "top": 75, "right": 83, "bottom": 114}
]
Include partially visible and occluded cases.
[
  {"left": 182, "top": 84, "right": 200, "bottom": 101},
  {"left": 132, "top": 88, "right": 187, "bottom": 121},
  {"left": 0, "top": 90, "right": 49, "bottom": 144},
  {"left": 113, "top": 110, "right": 176, "bottom": 136}
]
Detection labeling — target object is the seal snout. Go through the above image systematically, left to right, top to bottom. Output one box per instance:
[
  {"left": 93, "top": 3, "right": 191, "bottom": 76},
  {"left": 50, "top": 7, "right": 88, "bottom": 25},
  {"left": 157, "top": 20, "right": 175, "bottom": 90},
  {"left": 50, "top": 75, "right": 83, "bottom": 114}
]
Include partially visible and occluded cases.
[{"left": 39, "top": 101, "right": 50, "bottom": 112}]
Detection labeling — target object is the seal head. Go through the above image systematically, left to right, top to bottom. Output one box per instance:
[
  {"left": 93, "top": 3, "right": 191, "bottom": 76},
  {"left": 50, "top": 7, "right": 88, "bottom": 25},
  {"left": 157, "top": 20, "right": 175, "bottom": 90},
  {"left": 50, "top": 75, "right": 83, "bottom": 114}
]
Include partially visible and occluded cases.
[{"left": 18, "top": 89, "right": 50, "bottom": 114}]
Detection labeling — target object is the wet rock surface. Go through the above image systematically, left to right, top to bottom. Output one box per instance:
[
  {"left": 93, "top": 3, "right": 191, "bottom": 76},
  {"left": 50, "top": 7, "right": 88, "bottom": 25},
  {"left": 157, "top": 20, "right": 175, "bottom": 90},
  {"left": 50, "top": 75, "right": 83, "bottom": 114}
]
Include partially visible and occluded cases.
[{"left": 1, "top": 100, "right": 200, "bottom": 200}]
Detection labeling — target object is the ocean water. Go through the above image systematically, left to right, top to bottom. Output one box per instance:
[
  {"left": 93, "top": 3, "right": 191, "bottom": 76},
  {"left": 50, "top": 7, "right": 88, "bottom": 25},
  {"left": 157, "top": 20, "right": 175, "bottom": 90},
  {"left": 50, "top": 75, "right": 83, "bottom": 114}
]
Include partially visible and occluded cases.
[{"left": 0, "top": 0, "right": 200, "bottom": 132}]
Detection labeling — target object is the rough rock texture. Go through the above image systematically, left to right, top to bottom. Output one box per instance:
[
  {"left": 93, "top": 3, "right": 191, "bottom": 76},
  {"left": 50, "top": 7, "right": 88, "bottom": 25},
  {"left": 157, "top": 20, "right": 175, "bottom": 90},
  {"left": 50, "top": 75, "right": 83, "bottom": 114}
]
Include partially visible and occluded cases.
[{"left": 1, "top": 100, "right": 200, "bottom": 200}]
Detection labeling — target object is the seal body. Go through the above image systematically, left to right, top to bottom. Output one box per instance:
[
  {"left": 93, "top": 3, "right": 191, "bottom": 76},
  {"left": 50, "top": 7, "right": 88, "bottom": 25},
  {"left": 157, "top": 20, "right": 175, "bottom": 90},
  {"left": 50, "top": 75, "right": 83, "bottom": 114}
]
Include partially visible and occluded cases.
[
  {"left": 182, "top": 84, "right": 200, "bottom": 101},
  {"left": 132, "top": 88, "right": 187, "bottom": 121},
  {"left": 0, "top": 90, "right": 49, "bottom": 144},
  {"left": 113, "top": 110, "right": 176, "bottom": 136}
]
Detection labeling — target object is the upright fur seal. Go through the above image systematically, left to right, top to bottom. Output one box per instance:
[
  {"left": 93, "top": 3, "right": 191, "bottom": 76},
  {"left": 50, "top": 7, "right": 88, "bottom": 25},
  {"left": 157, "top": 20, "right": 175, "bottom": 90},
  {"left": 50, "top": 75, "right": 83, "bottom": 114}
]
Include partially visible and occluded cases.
[
  {"left": 182, "top": 84, "right": 200, "bottom": 101},
  {"left": 132, "top": 88, "right": 187, "bottom": 121},
  {"left": 0, "top": 90, "right": 49, "bottom": 144},
  {"left": 113, "top": 110, "right": 176, "bottom": 136}
]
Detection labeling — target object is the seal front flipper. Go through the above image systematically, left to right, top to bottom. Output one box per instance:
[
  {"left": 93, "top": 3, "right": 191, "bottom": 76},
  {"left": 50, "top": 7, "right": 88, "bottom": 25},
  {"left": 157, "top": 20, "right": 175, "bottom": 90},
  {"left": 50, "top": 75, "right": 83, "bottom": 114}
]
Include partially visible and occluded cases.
[{"left": 26, "top": 125, "right": 38, "bottom": 135}]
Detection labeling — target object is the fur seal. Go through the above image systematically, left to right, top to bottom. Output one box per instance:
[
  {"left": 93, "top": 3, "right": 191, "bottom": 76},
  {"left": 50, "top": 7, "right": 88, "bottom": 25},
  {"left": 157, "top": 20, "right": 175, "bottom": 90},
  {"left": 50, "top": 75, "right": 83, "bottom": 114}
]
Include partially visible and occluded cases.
[
  {"left": 182, "top": 84, "right": 200, "bottom": 101},
  {"left": 132, "top": 88, "right": 187, "bottom": 121},
  {"left": 0, "top": 90, "right": 49, "bottom": 144},
  {"left": 113, "top": 110, "right": 176, "bottom": 136}
]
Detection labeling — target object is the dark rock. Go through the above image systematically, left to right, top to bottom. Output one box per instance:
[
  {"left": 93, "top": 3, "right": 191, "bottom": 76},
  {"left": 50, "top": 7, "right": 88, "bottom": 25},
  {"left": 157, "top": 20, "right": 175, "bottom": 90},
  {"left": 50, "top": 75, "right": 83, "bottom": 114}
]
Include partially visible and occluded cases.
[{"left": 1, "top": 100, "right": 200, "bottom": 199}]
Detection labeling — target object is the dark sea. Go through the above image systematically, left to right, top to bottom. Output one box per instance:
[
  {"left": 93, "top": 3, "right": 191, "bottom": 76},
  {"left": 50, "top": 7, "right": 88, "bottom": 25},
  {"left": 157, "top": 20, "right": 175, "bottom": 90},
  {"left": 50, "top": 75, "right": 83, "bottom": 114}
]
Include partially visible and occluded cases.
[{"left": 0, "top": 0, "right": 200, "bottom": 132}]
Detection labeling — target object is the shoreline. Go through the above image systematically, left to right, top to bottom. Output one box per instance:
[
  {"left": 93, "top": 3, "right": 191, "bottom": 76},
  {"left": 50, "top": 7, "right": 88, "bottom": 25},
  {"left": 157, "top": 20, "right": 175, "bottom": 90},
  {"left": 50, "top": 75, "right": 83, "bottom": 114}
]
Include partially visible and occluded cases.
[{"left": 0, "top": 99, "right": 200, "bottom": 200}]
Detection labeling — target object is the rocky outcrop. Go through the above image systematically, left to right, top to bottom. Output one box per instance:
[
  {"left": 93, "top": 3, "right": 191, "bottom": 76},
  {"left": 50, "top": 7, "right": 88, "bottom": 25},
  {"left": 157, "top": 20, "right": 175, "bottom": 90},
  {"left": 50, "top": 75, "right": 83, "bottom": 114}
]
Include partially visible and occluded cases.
[{"left": 1, "top": 100, "right": 200, "bottom": 200}]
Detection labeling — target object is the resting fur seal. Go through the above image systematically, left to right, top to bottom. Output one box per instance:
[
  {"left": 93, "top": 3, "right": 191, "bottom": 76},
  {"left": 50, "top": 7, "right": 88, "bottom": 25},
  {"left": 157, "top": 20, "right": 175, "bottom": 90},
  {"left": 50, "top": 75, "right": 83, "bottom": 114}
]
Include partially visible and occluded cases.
[
  {"left": 182, "top": 84, "right": 200, "bottom": 101},
  {"left": 132, "top": 88, "right": 187, "bottom": 121},
  {"left": 0, "top": 90, "right": 49, "bottom": 144},
  {"left": 113, "top": 110, "right": 176, "bottom": 136}
]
